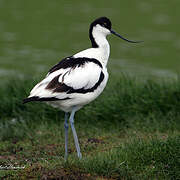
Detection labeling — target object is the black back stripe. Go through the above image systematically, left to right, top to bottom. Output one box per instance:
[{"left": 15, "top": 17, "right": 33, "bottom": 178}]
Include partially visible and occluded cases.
[
  {"left": 48, "top": 57, "right": 102, "bottom": 74},
  {"left": 46, "top": 71, "right": 105, "bottom": 94},
  {"left": 45, "top": 75, "right": 71, "bottom": 93},
  {"left": 45, "top": 75, "right": 61, "bottom": 90},
  {"left": 23, "top": 96, "right": 70, "bottom": 104}
]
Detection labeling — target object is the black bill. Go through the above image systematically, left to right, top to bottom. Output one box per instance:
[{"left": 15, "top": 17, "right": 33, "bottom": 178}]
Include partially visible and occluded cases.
[{"left": 111, "top": 29, "right": 143, "bottom": 43}]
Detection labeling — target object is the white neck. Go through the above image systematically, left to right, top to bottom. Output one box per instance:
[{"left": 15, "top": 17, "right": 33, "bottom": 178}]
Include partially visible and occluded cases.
[
  {"left": 74, "top": 25, "right": 111, "bottom": 67},
  {"left": 92, "top": 27, "right": 110, "bottom": 66}
]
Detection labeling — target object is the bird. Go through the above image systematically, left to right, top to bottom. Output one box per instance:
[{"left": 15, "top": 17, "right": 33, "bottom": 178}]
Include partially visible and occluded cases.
[{"left": 23, "top": 17, "right": 141, "bottom": 159}]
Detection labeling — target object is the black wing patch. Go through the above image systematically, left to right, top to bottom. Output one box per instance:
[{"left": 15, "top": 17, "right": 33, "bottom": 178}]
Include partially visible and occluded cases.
[
  {"left": 48, "top": 56, "right": 103, "bottom": 74},
  {"left": 46, "top": 72, "right": 104, "bottom": 94},
  {"left": 45, "top": 75, "right": 70, "bottom": 93},
  {"left": 23, "top": 96, "right": 70, "bottom": 104}
]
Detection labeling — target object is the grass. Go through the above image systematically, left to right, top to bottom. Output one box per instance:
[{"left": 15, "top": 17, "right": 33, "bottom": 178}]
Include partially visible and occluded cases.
[{"left": 0, "top": 74, "right": 180, "bottom": 179}]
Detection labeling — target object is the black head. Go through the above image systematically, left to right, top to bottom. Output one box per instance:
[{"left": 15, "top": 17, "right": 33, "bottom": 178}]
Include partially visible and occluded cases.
[{"left": 90, "top": 17, "right": 112, "bottom": 31}]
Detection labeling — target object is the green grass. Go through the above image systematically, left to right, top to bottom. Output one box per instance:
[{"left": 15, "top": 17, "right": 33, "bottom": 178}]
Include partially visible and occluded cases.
[{"left": 0, "top": 75, "right": 180, "bottom": 179}]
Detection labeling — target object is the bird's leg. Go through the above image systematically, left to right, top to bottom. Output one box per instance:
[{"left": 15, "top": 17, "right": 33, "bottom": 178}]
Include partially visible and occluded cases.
[
  {"left": 69, "top": 108, "right": 82, "bottom": 159},
  {"left": 64, "top": 112, "right": 69, "bottom": 160}
]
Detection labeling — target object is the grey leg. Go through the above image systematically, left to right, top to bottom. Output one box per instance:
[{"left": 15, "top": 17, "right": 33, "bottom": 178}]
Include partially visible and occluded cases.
[
  {"left": 69, "top": 108, "right": 82, "bottom": 159},
  {"left": 64, "top": 112, "right": 69, "bottom": 160}
]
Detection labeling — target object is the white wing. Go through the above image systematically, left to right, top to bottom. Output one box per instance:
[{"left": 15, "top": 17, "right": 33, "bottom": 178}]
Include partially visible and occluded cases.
[{"left": 61, "top": 62, "right": 101, "bottom": 89}]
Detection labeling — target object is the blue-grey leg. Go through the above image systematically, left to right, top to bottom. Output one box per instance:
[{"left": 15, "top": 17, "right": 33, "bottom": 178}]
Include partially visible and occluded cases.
[
  {"left": 69, "top": 108, "right": 82, "bottom": 159},
  {"left": 64, "top": 112, "right": 69, "bottom": 160}
]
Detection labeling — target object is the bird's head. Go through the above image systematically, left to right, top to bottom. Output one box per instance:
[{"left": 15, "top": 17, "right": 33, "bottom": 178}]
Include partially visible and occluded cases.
[
  {"left": 89, "top": 17, "right": 142, "bottom": 47},
  {"left": 89, "top": 17, "right": 112, "bottom": 37}
]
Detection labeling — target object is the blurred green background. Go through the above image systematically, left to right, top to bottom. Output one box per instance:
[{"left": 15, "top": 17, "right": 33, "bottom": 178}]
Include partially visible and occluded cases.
[
  {"left": 0, "top": 0, "right": 180, "bottom": 80},
  {"left": 0, "top": 2, "right": 180, "bottom": 179}
]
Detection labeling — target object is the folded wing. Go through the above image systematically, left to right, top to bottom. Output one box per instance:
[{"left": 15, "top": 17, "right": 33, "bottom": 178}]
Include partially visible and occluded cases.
[{"left": 27, "top": 57, "right": 104, "bottom": 102}]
